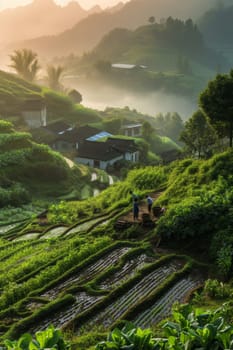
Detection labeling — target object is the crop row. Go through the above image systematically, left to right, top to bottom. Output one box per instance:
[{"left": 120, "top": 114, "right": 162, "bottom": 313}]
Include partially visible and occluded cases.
[
  {"left": 41, "top": 246, "right": 131, "bottom": 300},
  {"left": 80, "top": 261, "right": 180, "bottom": 332},
  {"left": 134, "top": 276, "right": 201, "bottom": 327}
]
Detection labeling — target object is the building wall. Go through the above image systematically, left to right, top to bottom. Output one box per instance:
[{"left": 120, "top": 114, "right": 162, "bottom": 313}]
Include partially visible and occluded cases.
[
  {"left": 41, "top": 107, "right": 47, "bottom": 126},
  {"left": 22, "top": 108, "right": 47, "bottom": 128},
  {"left": 124, "top": 126, "right": 141, "bottom": 137},
  {"left": 125, "top": 151, "right": 139, "bottom": 162},
  {"left": 75, "top": 155, "right": 123, "bottom": 170},
  {"left": 76, "top": 157, "right": 94, "bottom": 168}
]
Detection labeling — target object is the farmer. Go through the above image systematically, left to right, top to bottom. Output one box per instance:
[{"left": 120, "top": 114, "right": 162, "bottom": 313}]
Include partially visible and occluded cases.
[
  {"left": 129, "top": 190, "right": 138, "bottom": 202},
  {"left": 146, "top": 195, "right": 153, "bottom": 213}
]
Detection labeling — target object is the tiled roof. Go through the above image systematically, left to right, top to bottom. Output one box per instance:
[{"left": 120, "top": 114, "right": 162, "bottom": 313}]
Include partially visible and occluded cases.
[
  {"left": 22, "top": 99, "right": 46, "bottom": 110},
  {"left": 45, "top": 121, "right": 70, "bottom": 133},
  {"left": 122, "top": 123, "right": 142, "bottom": 129},
  {"left": 74, "top": 125, "right": 101, "bottom": 140},
  {"left": 86, "top": 131, "right": 112, "bottom": 141},
  {"left": 106, "top": 137, "right": 138, "bottom": 153},
  {"left": 77, "top": 141, "right": 121, "bottom": 161}
]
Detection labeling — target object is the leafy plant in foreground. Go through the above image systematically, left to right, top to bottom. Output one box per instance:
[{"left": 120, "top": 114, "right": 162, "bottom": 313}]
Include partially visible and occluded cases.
[
  {"left": 162, "top": 303, "right": 233, "bottom": 350},
  {"left": 95, "top": 321, "right": 162, "bottom": 350},
  {"left": 4, "top": 325, "right": 69, "bottom": 350}
]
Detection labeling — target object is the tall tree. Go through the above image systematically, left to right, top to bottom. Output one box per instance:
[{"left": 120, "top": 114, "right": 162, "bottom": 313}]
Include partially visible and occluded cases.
[
  {"left": 9, "top": 49, "right": 40, "bottom": 82},
  {"left": 46, "top": 65, "right": 64, "bottom": 91},
  {"left": 200, "top": 70, "right": 233, "bottom": 147},
  {"left": 180, "top": 110, "right": 217, "bottom": 158}
]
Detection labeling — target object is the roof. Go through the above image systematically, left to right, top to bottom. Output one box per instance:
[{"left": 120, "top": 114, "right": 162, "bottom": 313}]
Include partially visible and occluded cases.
[
  {"left": 111, "top": 63, "right": 147, "bottom": 69},
  {"left": 22, "top": 99, "right": 46, "bottom": 110},
  {"left": 44, "top": 121, "right": 70, "bottom": 134},
  {"left": 122, "top": 123, "right": 142, "bottom": 129},
  {"left": 45, "top": 124, "right": 101, "bottom": 142},
  {"left": 75, "top": 125, "right": 101, "bottom": 140},
  {"left": 56, "top": 127, "right": 80, "bottom": 142},
  {"left": 86, "top": 131, "right": 112, "bottom": 141},
  {"left": 106, "top": 137, "right": 138, "bottom": 153},
  {"left": 77, "top": 141, "right": 121, "bottom": 161}
]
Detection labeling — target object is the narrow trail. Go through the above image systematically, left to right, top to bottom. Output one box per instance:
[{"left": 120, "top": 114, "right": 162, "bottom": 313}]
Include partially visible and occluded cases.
[{"left": 120, "top": 191, "right": 163, "bottom": 223}]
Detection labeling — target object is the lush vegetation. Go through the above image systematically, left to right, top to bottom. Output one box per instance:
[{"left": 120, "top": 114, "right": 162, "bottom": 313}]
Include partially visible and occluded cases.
[
  {"left": 198, "top": 3, "right": 233, "bottom": 61},
  {"left": 73, "top": 18, "right": 226, "bottom": 97},
  {"left": 1, "top": 53, "right": 233, "bottom": 350},
  {"left": 0, "top": 70, "right": 101, "bottom": 124},
  {"left": 0, "top": 120, "right": 102, "bottom": 207},
  {"left": 0, "top": 140, "right": 232, "bottom": 348},
  {"left": 3, "top": 303, "right": 233, "bottom": 350}
]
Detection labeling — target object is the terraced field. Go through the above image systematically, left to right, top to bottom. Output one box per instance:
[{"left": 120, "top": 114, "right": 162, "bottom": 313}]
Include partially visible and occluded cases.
[{"left": 0, "top": 214, "right": 204, "bottom": 340}]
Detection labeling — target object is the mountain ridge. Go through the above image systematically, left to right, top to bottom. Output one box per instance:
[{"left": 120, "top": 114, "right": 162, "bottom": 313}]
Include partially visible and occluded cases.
[
  {"left": 0, "top": 0, "right": 102, "bottom": 45},
  {"left": 6, "top": 0, "right": 222, "bottom": 59}
]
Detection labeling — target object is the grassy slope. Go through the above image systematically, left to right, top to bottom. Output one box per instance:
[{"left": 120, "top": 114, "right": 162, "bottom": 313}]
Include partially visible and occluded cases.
[
  {"left": 0, "top": 70, "right": 101, "bottom": 124},
  {"left": 0, "top": 120, "right": 96, "bottom": 208},
  {"left": 49, "top": 150, "right": 233, "bottom": 276},
  {"left": 0, "top": 151, "right": 232, "bottom": 347}
]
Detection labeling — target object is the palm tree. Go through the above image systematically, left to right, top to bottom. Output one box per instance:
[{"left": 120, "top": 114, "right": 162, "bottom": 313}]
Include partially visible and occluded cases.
[
  {"left": 9, "top": 49, "right": 40, "bottom": 82},
  {"left": 46, "top": 65, "right": 64, "bottom": 91}
]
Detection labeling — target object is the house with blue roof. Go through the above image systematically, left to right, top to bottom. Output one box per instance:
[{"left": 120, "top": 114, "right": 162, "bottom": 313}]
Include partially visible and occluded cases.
[
  {"left": 49, "top": 124, "right": 112, "bottom": 152},
  {"left": 76, "top": 137, "right": 140, "bottom": 170}
]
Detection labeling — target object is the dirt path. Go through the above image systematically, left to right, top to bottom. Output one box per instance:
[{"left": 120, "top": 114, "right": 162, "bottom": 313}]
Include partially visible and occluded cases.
[
  {"left": 64, "top": 157, "right": 75, "bottom": 168},
  {"left": 120, "top": 191, "right": 163, "bottom": 223}
]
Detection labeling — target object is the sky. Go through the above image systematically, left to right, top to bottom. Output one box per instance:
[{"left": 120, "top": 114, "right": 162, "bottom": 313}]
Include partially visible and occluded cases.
[{"left": 0, "top": 0, "right": 129, "bottom": 10}]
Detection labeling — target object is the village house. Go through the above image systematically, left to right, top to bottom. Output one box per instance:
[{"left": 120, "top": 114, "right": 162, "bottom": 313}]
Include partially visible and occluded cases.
[
  {"left": 111, "top": 63, "right": 147, "bottom": 70},
  {"left": 22, "top": 99, "right": 47, "bottom": 128},
  {"left": 41, "top": 123, "right": 112, "bottom": 152},
  {"left": 121, "top": 123, "right": 142, "bottom": 137},
  {"left": 76, "top": 137, "right": 140, "bottom": 170},
  {"left": 106, "top": 138, "right": 140, "bottom": 162},
  {"left": 76, "top": 140, "right": 123, "bottom": 170}
]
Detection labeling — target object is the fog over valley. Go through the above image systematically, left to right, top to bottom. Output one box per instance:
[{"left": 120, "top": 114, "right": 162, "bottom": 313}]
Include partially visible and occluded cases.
[{"left": 68, "top": 78, "right": 197, "bottom": 119}]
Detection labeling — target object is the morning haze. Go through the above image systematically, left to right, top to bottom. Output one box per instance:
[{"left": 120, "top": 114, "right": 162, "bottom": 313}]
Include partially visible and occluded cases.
[{"left": 1, "top": 0, "right": 233, "bottom": 344}]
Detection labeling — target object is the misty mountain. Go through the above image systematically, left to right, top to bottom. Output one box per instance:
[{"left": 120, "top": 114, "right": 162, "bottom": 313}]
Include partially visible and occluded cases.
[
  {"left": 0, "top": 0, "right": 102, "bottom": 45},
  {"left": 7, "top": 0, "right": 220, "bottom": 59},
  {"left": 198, "top": 3, "right": 233, "bottom": 55},
  {"left": 75, "top": 18, "right": 227, "bottom": 99},
  {"left": 85, "top": 18, "right": 223, "bottom": 71}
]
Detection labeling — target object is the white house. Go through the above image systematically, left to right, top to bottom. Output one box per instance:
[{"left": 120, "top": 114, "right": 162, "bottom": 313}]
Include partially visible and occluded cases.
[
  {"left": 22, "top": 99, "right": 47, "bottom": 128},
  {"left": 121, "top": 123, "right": 142, "bottom": 137},
  {"left": 76, "top": 137, "right": 140, "bottom": 170},
  {"left": 76, "top": 141, "right": 123, "bottom": 170}
]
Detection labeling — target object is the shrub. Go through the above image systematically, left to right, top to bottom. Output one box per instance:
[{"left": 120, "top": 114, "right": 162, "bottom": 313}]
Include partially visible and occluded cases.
[{"left": 203, "top": 279, "right": 232, "bottom": 299}]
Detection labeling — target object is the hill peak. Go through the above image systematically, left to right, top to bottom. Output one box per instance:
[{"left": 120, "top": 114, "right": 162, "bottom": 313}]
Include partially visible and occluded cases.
[{"left": 32, "top": 0, "right": 55, "bottom": 8}]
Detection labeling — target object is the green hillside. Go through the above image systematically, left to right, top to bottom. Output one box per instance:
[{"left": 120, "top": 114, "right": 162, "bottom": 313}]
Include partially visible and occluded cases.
[
  {"left": 198, "top": 4, "right": 233, "bottom": 61},
  {"left": 75, "top": 19, "right": 226, "bottom": 97},
  {"left": 0, "top": 70, "right": 101, "bottom": 124},
  {"left": 0, "top": 119, "right": 108, "bottom": 216},
  {"left": 0, "top": 150, "right": 232, "bottom": 347}
]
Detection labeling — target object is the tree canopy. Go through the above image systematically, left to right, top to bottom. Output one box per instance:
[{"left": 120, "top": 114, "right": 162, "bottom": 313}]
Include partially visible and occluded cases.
[
  {"left": 9, "top": 49, "right": 40, "bottom": 82},
  {"left": 46, "top": 65, "right": 64, "bottom": 92},
  {"left": 199, "top": 70, "right": 233, "bottom": 147},
  {"left": 180, "top": 110, "right": 217, "bottom": 158}
]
